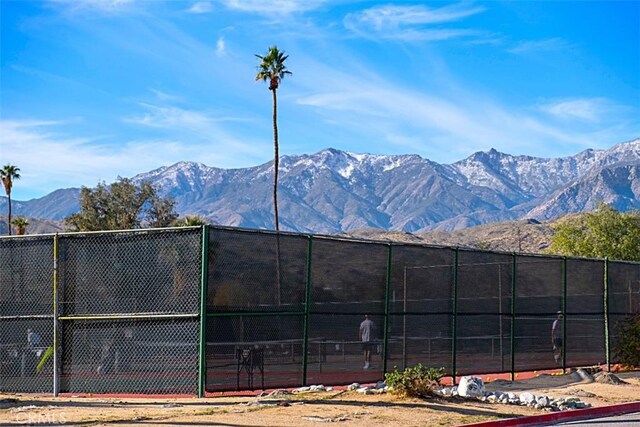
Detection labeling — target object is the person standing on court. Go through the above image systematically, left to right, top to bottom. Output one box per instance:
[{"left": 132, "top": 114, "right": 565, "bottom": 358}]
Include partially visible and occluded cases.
[
  {"left": 552, "top": 311, "right": 564, "bottom": 365},
  {"left": 360, "top": 314, "right": 374, "bottom": 369}
]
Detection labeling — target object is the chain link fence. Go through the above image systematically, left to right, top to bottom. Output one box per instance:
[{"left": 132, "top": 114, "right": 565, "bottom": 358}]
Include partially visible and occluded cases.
[{"left": 1, "top": 225, "right": 639, "bottom": 395}]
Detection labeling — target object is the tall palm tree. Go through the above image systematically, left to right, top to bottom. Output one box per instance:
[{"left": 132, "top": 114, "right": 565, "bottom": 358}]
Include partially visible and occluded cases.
[
  {"left": 255, "top": 46, "right": 291, "bottom": 232},
  {"left": 1, "top": 164, "right": 21, "bottom": 236}
]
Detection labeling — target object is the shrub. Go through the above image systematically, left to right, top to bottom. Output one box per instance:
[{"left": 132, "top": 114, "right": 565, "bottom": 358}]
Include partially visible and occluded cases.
[
  {"left": 613, "top": 314, "right": 640, "bottom": 368},
  {"left": 384, "top": 364, "right": 445, "bottom": 398}
]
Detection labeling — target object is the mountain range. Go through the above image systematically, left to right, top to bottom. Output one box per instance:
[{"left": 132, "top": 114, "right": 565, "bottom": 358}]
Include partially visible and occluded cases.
[{"left": 2, "top": 138, "right": 639, "bottom": 233}]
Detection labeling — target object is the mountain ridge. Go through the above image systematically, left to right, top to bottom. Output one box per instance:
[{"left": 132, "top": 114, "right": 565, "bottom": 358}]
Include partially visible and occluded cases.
[{"left": 2, "top": 138, "right": 639, "bottom": 233}]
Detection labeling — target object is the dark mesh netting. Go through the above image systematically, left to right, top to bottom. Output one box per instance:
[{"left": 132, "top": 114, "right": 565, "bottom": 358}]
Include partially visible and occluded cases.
[
  {"left": 58, "top": 229, "right": 201, "bottom": 315},
  {"left": 207, "top": 229, "right": 308, "bottom": 312},
  {"left": 0, "top": 236, "right": 53, "bottom": 316},
  {"left": 0, "top": 236, "right": 54, "bottom": 392},
  {"left": 310, "top": 238, "right": 388, "bottom": 314},
  {"left": 390, "top": 245, "right": 455, "bottom": 314},
  {"left": 456, "top": 250, "right": 512, "bottom": 375},
  {"left": 514, "top": 255, "right": 564, "bottom": 371},
  {"left": 565, "top": 259, "right": 605, "bottom": 367},
  {"left": 608, "top": 261, "right": 640, "bottom": 363},
  {"left": 306, "top": 313, "right": 384, "bottom": 386},
  {"left": 386, "top": 314, "right": 453, "bottom": 373},
  {"left": 204, "top": 315, "right": 304, "bottom": 391},
  {"left": 0, "top": 318, "right": 54, "bottom": 392},
  {"left": 60, "top": 318, "right": 198, "bottom": 394}
]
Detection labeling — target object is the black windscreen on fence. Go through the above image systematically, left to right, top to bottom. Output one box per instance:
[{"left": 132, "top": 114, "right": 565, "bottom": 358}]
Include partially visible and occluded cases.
[
  {"left": 2, "top": 225, "right": 639, "bottom": 395},
  {"left": 0, "top": 236, "right": 54, "bottom": 393},
  {"left": 514, "top": 255, "right": 564, "bottom": 371},
  {"left": 565, "top": 259, "right": 605, "bottom": 367}
]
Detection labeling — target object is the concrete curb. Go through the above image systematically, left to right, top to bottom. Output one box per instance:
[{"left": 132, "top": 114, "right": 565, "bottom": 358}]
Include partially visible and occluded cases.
[{"left": 460, "top": 401, "right": 640, "bottom": 426}]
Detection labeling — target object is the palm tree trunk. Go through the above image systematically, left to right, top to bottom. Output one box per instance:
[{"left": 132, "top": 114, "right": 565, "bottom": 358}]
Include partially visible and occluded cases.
[
  {"left": 272, "top": 88, "right": 282, "bottom": 305},
  {"left": 272, "top": 88, "right": 279, "bottom": 232},
  {"left": 7, "top": 193, "right": 12, "bottom": 236}
]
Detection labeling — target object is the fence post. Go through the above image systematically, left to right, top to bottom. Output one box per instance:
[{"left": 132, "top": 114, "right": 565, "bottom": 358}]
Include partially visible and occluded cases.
[
  {"left": 198, "top": 225, "right": 209, "bottom": 398},
  {"left": 53, "top": 233, "right": 60, "bottom": 397},
  {"left": 302, "top": 235, "right": 313, "bottom": 386},
  {"left": 382, "top": 244, "right": 393, "bottom": 375},
  {"left": 451, "top": 248, "right": 459, "bottom": 386},
  {"left": 510, "top": 253, "right": 516, "bottom": 382},
  {"left": 562, "top": 256, "right": 568, "bottom": 373},
  {"left": 604, "top": 257, "right": 610, "bottom": 372}
]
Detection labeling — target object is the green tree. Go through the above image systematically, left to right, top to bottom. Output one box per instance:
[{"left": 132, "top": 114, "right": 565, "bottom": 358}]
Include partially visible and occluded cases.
[
  {"left": 255, "top": 45, "right": 291, "bottom": 232},
  {"left": 1, "top": 164, "right": 21, "bottom": 236},
  {"left": 64, "top": 177, "right": 178, "bottom": 231},
  {"left": 548, "top": 204, "right": 640, "bottom": 261},
  {"left": 173, "top": 215, "right": 208, "bottom": 227},
  {"left": 11, "top": 217, "right": 29, "bottom": 235}
]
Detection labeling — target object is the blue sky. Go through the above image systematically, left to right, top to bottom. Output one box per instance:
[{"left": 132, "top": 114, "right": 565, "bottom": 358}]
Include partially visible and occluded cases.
[{"left": 1, "top": 0, "right": 639, "bottom": 200}]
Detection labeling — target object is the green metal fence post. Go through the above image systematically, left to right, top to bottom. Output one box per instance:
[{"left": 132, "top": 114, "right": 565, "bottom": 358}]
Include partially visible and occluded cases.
[
  {"left": 198, "top": 225, "right": 209, "bottom": 398},
  {"left": 53, "top": 233, "right": 60, "bottom": 397},
  {"left": 302, "top": 235, "right": 313, "bottom": 386},
  {"left": 383, "top": 244, "right": 393, "bottom": 375},
  {"left": 451, "top": 248, "right": 459, "bottom": 386},
  {"left": 510, "top": 252, "right": 516, "bottom": 382},
  {"left": 562, "top": 256, "right": 568, "bottom": 374},
  {"left": 604, "top": 257, "right": 610, "bottom": 372}
]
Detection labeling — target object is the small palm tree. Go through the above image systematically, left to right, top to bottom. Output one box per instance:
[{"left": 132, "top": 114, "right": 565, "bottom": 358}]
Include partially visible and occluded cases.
[
  {"left": 255, "top": 46, "right": 291, "bottom": 232},
  {"left": 1, "top": 164, "right": 21, "bottom": 236},
  {"left": 173, "top": 215, "right": 208, "bottom": 227},
  {"left": 11, "top": 217, "right": 29, "bottom": 235}
]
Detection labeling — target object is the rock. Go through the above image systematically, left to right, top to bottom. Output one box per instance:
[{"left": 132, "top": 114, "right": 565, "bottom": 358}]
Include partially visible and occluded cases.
[
  {"left": 458, "top": 376, "right": 485, "bottom": 398},
  {"left": 375, "top": 381, "right": 386, "bottom": 389},
  {"left": 348, "top": 383, "right": 360, "bottom": 391},
  {"left": 309, "top": 385, "right": 326, "bottom": 392},
  {"left": 294, "top": 386, "right": 311, "bottom": 392},
  {"left": 356, "top": 387, "right": 373, "bottom": 395},
  {"left": 439, "top": 387, "right": 452, "bottom": 396},
  {"left": 569, "top": 389, "right": 596, "bottom": 398},
  {"left": 507, "top": 392, "right": 516, "bottom": 400},
  {"left": 519, "top": 392, "right": 536, "bottom": 404},
  {"left": 536, "top": 396, "right": 550, "bottom": 407},
  {"left": 161, "top": 403, "right": 183, "bottom": 408}
]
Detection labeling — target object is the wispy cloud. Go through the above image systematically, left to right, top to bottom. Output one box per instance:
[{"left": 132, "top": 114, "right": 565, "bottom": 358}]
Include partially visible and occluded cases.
[
  {"left": 47, "top": 0, "right": 136, "bottom": 14},
  {"left": 219, "top": 0, "right": 327, "bottom": 15},
  {"left": 186, "top": 1, "right": 213, "bottom": 14},
  {"left": 344, "top": 3, "right": 486, "bottom": 41},
  {"left": 216, "top": 37, "right": 226, "bottom": 56},
  {"left": 508, "top": 37, "right": 570, "bottom": 54},
  {"left": 293, "top": 55, "right": 636, "bottom": 160},
  {"left": 537, "top": 98, "right": 615, "bottom": 122},
  {"left": 1, "top": 115, "right": 267, "bottom": 200}
]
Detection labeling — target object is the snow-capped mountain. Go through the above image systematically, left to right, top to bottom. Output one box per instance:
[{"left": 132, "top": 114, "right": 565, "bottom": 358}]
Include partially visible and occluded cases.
[{"left": 4, "top": 138, "right": 639, "bottom": 232}]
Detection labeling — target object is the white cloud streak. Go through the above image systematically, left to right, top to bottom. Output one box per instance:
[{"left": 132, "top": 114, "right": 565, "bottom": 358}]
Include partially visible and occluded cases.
[
  {"left": 219, "top": 0, "right": 327, "bottom": 15},
  {"left": 186, "top": 1, "right": 214, "bottom": 14},
  {"left": 344, "top": 3, "right": 486, "bottom": 41},
  {"left": 508, "top": 38, "right": 570, "bottom": 54},
  {"left": 537, "top": 98, "right": 614, "bottom": 122},
  {"left": 1, "top": 111, "right": 268, "bottom": 200}
]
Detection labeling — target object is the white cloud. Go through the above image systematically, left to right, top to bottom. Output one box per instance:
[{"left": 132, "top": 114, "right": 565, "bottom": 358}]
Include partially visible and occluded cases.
[
  {"left": 47, "top": 0, "right": 135, "bottom": 13},
  {"left": 219, "top": 0, "right": 326, "bottom": 15},
  {"left": 186, "top": 1, "right": 213, "bottom": 14},
  {"left": 344, "top": 3, "right": 486, "bottom": 41},
  {"left": 216, "top": 37, "right": 226, "bottom": 56},
  {"left": 508, "top": 38, "right": 570, "bottom": 54},
  {"left": 538, "top": 98, "right": 612, "bottom": 122},
  {"left": 0, "top": 115, "right": 268, "bottom": 200}
]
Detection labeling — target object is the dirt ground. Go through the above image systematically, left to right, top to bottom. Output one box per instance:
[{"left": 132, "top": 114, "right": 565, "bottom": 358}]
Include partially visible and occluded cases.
[{"left": 1, "top": 371, "right": 639, "bottom": 427}]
